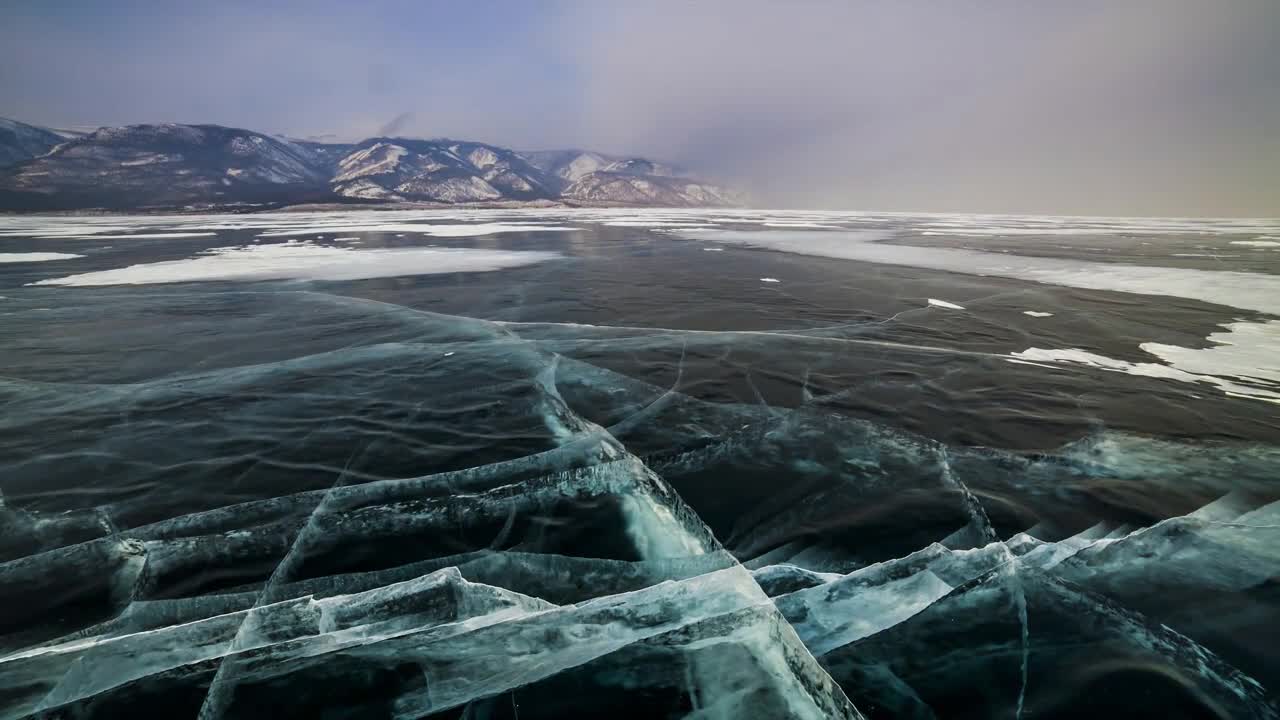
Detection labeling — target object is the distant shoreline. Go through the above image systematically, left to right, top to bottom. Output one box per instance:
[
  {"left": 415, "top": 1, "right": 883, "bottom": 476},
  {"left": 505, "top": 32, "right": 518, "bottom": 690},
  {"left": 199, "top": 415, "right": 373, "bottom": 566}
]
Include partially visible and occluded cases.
[{"left": 0, "top": 199, "right": 744, "bottom": 217}]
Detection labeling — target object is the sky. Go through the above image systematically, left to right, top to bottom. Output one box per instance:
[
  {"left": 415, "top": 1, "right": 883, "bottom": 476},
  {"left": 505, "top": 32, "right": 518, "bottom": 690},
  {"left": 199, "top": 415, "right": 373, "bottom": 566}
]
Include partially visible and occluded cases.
[{"left": 2, "top": 0, "right": 1277, "bottom": 216}]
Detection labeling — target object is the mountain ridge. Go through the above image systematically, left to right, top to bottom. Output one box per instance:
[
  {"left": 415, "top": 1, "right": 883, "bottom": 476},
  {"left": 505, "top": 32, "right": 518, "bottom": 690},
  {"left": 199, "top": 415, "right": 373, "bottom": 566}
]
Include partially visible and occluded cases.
[{"left": 0, "top": 117, "right": 741, "bottom": 211}]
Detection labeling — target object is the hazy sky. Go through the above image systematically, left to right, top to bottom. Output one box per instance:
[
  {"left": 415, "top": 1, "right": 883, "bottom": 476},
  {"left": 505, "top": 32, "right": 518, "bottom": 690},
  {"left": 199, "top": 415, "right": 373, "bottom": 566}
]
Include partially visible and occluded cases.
[{"left": 2, "top": 0, "right": 1277, "bottom": 215}]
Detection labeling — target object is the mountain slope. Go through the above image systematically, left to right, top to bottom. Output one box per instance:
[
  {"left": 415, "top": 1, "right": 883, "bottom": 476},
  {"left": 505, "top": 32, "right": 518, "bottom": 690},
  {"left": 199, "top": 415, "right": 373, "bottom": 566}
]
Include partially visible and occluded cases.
[
  {"left": 0, "top": 118, "right": 65, "bottom": 168},
  {"left": 0, "top": 123, "right": 333, "bottom": 210}
]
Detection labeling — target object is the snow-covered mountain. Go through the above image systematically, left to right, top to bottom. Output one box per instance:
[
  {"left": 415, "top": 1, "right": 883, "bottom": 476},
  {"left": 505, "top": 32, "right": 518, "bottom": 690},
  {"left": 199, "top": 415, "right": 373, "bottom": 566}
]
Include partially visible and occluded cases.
[
  {"left": 0, "top": 117, "right": 740, "bottom": 210},
  {"left": 0, "top": 117, "right": 65, "bottom": 168},
  {"left": 331, "top": 138, "right": 555, "bottom": 202},
  {"left": 520, "top": 149, "right": 741, "bottom": 206},
  {"left": 521, "top": 149, "right": 617, "bottom": 185},
  {"left": 522, "top": 150, "right": 682, "bottom": 185},
  {"left": 561, "top": 171, "right": 741, "bottom": 206}
]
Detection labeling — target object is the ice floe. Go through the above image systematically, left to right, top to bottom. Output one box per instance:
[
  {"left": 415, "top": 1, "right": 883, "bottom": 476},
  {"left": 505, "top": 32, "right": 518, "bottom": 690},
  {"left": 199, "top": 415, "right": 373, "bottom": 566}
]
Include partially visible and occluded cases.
[{"left": 927, "top": 298, "right": 965, "bottom": 310}]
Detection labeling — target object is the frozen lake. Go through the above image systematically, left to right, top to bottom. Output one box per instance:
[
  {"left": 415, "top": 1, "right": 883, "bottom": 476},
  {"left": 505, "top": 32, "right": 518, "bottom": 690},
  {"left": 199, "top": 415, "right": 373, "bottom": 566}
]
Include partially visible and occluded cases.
[{"left": 1, "top": 208, "right": 1278, "bottom": 718}]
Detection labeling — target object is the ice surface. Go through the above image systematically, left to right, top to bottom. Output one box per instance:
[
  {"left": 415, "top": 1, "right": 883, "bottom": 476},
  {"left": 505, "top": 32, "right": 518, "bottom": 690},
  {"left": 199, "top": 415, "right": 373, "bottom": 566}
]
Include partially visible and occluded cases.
[
  {"left": 3, "top": 208, "right": 1279, "bottom": 717},
  {"left": 602, "top": 220, "right": 716, "bottom": 228},
  {"left": 30, "top": 242, "right": 560, "bottom": 286},
  {"left": 2, "top": 383, "right": 1277, "bottom": 718},
  {"left": 751, "top": 564, "right": 843, "bottom": 597},
  {"left": 817, "top": 565, "right": 1276, "bottom": 719},
  {"left": 0, "top": 568, "right": 556, "bottom": 718},
  {"left": 778, "top": 569, "right": 953, "bottom": 656}
]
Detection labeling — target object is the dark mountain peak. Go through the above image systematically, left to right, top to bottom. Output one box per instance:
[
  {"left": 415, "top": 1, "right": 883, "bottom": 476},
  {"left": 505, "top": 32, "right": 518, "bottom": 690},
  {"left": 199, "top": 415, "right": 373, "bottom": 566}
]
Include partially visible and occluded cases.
[{"left": 0, "top": 117, "right": 66, "bottom": 168}]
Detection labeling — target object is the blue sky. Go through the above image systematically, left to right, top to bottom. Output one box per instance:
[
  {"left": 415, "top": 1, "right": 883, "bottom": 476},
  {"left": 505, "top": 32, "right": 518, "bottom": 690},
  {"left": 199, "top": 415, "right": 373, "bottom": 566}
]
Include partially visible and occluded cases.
[{"left": 2, "top": 0, "right": 1277, "bottom": 215}]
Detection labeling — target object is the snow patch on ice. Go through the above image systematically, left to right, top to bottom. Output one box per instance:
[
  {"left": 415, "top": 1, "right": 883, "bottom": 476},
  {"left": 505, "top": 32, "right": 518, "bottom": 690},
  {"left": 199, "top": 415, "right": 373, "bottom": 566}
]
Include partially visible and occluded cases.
[
  {"left": 602, "top": 221, "right": 714, "bottom": 228},
  {"left": 255, "top": 223, "right": 573, "bottom": 238},
  {"left": 49, "top": 232, "right": 217, "bottom": 240},
  {"left": 29, "top": 242, "right": 559, "bottom": 287},
  {"left": 0, "top": 252, "right": 85, "bottom": 263},
  {"left": 760, "top": 277, "right": 780, "bottom": 283},
  {"left": 1023, "top": 311, "right": 1054, "bottom": 317},
  {"left": 1140, "top": 320, "right": 1280, "bottom": 387},
  {"left": 1010, "top": 324, "right": 1280, "bottom": 404}
]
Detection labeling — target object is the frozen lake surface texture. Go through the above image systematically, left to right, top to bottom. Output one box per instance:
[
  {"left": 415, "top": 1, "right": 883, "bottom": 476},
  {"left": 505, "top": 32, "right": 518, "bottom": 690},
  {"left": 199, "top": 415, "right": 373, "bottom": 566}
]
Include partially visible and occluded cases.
[{"left": 1, "top": 208, "right": 1279, "bottom": 719}]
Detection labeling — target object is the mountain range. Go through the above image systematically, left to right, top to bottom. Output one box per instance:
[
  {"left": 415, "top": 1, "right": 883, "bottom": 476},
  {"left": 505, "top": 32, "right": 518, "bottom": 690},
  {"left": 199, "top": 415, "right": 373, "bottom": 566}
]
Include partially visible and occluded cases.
[{"left": 0, "top": 117, "right": 741, "bottom": 211}]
